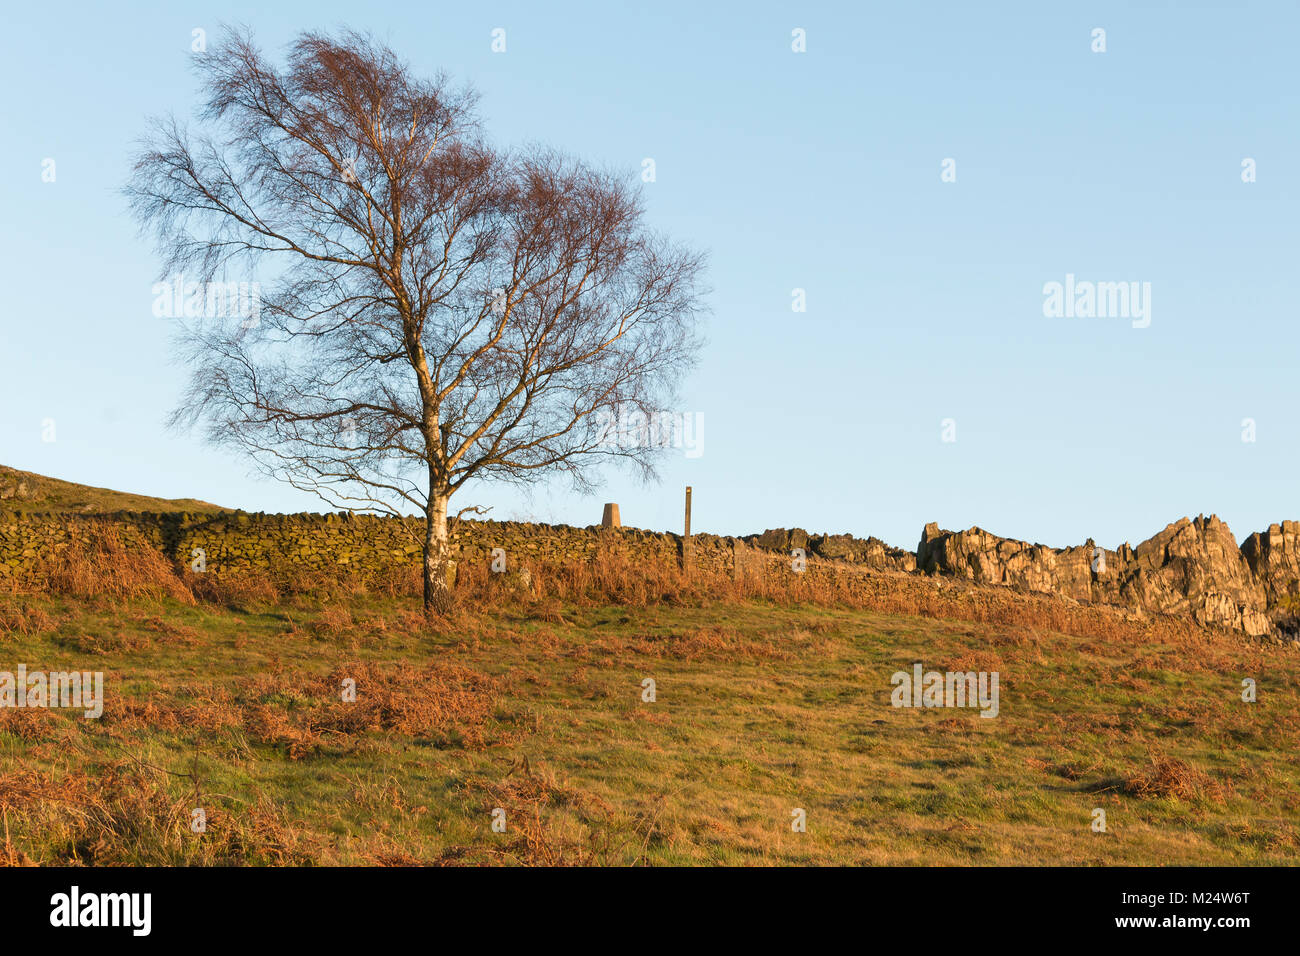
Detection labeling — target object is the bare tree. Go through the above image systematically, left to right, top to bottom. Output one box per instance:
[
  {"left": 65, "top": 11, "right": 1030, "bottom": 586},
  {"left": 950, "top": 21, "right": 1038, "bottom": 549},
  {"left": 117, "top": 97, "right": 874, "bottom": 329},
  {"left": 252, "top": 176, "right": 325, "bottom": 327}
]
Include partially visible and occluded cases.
[{"left": 127, "top": 28, "right": 706, "bottom": 612}]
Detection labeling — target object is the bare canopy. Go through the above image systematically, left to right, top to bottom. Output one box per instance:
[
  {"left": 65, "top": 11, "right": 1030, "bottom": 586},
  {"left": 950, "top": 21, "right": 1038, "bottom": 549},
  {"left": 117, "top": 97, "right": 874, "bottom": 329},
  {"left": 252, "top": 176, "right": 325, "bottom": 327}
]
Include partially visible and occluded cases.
[{"left": 127, "top": 28, "right": 707, "bottom": 611}]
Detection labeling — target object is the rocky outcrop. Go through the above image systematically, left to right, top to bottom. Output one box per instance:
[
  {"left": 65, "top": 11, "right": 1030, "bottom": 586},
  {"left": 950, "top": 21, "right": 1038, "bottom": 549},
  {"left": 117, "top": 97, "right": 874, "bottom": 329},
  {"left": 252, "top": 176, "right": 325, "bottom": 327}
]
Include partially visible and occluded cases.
[
  {"left": 918, "top": 515, "right": 1277, "bottom": 638},
  {"left": 737, "top": 516, "right": 1297, "bottom": 641},
  {"left": 1118, "top": 516, "right": 1269, "bottom": 636},
  {"left": 1241, "top": 521, "right": 1300, "bottom": 603},
  {"left": 1241, "top": 521, "right": 1300, "bottom": 636},
  {"left": 916, "top": 523, "right": 1097, "bottom": 601},
  {"left": 747, "top": 528, "right": 916, "bottom": 572}
]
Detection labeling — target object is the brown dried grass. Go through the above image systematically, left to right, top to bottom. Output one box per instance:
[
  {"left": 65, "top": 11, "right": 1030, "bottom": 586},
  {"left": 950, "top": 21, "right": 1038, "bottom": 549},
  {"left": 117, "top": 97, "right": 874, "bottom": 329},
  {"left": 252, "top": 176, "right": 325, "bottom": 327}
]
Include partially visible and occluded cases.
[
  {"left": 36, "top": 521, "right": 193, "bottom": 603},
  {"left": 0, "top": 596, "right": 56, "bottom": 637},
  {"left": 235, "top": 661, "right": 506, "bottom": 758},
  {"left": 1123, "top": 756, "right": 1228, "bottom": 803},
  {"left": 0, "top": 758, "right": 309, "bottom": 865},
  {"left": 433, "top": 759, "right": 643, "bottom": 867}
]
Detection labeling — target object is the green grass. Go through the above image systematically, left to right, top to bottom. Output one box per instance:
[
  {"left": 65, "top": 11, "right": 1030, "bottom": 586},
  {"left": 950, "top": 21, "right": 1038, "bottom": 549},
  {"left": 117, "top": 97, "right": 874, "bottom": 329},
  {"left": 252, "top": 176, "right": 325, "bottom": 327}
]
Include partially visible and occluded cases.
[
  {"left": 0, "top": 464, "right": 226, "bottom": 515},
  {"left": 2, "top": 593, "right": 1297, "bottom": 865}
]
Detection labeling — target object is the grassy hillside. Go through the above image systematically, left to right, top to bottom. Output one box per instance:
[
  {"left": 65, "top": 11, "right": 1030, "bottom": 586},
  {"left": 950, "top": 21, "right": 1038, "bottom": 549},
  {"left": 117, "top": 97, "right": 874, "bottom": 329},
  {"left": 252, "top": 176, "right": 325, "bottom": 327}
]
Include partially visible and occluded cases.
[
  {"left": 0, "top": 465, "right": 226, "bottom": 515},
  {"left": 2, "top": 587, "right": 1295, "bottom": 865}
]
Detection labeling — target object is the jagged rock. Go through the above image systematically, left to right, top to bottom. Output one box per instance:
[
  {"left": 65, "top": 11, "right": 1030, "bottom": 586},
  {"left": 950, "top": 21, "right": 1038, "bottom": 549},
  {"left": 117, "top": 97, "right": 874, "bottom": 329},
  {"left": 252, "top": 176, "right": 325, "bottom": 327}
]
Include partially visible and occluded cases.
[
  {"left": 918, "top": 515, "right": 1274, "bottom": 638},
  {"left": 1119, "top": 516, "right": 1268, "bottom": 636},
  {"left": 1240, "top": 520, "right": 1300, "bottom": 634},
  {"left": 1241, "top": 520, "right": 1300, "bottom": 603},
  {"left": 916, "top": 522, "right": 1094, "bottom": 600},
  {"left": 748, "top": 528, "right": 915, "bottom": 572},
  {"left": 752, "top": 528, "right": 810, "bottom": 554},
  {"left": 811, "top": 533, "right": 858, "bottom": 561},
  {"left": 859, "top": 538, "right": 917, "bottom": 573}
]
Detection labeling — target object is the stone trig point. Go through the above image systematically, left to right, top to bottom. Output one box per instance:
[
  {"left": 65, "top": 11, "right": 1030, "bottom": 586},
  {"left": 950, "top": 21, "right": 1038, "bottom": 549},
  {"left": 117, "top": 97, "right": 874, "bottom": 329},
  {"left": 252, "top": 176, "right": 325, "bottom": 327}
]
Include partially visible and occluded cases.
[{"left": 601, "top": 503, "right": 621, "bottom": 528}]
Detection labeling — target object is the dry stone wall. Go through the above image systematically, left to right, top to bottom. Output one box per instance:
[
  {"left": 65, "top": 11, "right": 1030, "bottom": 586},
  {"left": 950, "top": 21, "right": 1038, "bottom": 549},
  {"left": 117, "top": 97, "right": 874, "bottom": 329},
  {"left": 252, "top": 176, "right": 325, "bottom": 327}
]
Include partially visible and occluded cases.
[
  {"left": 2, "top": 508, "right": 1298, "bottom": 640},
  {"left": 0, "top": 510, "right": 738, "bottom": 587}
]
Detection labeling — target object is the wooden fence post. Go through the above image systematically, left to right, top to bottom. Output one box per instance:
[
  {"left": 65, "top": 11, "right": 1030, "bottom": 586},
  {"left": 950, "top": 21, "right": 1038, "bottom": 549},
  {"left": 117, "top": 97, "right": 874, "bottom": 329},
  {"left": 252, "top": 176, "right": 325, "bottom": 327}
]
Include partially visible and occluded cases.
[{"left": 682, "top": 486, "right": 693, "bottom": 571}]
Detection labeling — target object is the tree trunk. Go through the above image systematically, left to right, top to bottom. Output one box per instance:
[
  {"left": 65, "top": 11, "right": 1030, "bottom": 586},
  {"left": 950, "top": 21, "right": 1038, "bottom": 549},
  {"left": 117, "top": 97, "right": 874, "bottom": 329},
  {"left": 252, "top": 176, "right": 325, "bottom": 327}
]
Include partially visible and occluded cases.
[{"left": 423, "top": 492, "right": 452, "bottom": 614}]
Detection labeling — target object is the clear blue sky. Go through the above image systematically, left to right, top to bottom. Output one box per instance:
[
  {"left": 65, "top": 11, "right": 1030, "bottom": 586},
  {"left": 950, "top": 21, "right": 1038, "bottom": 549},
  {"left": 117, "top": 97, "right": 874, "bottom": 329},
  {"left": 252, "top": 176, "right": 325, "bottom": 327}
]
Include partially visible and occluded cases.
[{"left": 2, "top": 1, "right": 1296, "bottom": 552}]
